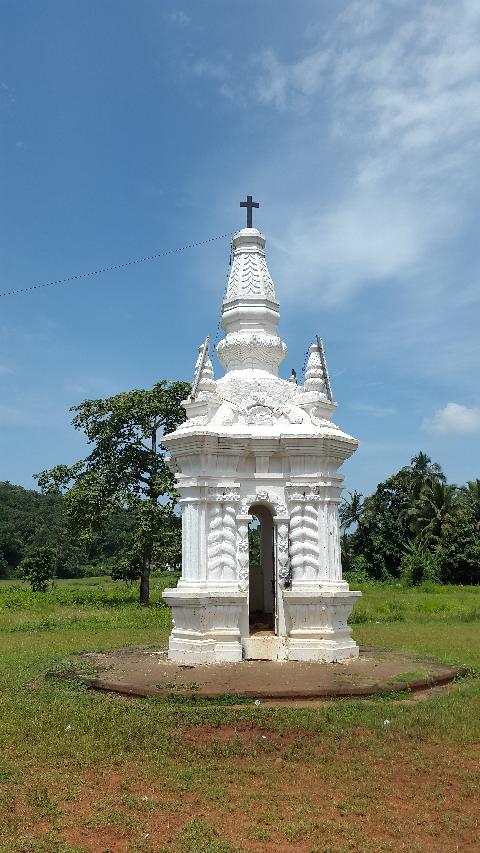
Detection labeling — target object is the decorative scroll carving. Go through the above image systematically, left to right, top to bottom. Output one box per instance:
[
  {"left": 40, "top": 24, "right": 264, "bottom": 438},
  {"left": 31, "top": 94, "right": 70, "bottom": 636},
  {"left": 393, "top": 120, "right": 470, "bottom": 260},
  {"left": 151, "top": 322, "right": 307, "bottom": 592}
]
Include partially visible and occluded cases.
[
  {"left": 216, "top": 332, "right": 287, "bottom": 373},
  {"left": 211, "top": 394, "right": 308, "bottom": 428},
  {"left": 246, "top": 405, "right": 274, "bottom": 425},
  {"left": 286, "top": 484, "right": 320, "bottom": 502},
  {"left": 207, "top": 486, "right": 240, "bottom": 503},
  {"left": 240, "top": 491, "right": 289, "bottom": 518},
  {"left": 207, "top": 502, "right": 237, "bottom": 581},
  {"left": 288, "top": 502, "right": 320, "bottom": 581},
  {"left": 207, "top": 504, "right": 223, "bottom": 580},
  {"left": 289, "top": 504, "right": 303, "bottom": 580},
  {"left": 223, "top": 505, "right": 237, "bottom": 581},
  {"left": 303, "top": 505, "right": 320, "bottom": 579},
  {"left": 236, "top": 522, "right": 250, "bottom": 591},
  {"left": 276, "top": 522, "right": 291, "bottom": 588}
]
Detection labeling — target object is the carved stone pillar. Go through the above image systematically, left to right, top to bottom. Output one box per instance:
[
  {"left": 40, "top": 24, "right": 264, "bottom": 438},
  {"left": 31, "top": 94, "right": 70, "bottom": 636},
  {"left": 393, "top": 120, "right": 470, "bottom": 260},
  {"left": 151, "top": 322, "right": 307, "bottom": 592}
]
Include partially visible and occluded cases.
[
  {"left": 316, "top": 480, "right": 343, "bottom": 584},
  {"left": 163, "top": 481, "right": 245, "bottom": 664},
  {"left": 283, "top": 481, "right": 360, "bottom": 662},
  {"left": 177, "top": 484, "right": 207, "bottom": 584},
  {"left": 206, "top": 485, "right": 240, "bottom": 584},
  {"left": 286, "top": 486, "right": 320, "bottom": 585},
  {"left": 236, "top": 514, "right": 251, "bottom": 592}
]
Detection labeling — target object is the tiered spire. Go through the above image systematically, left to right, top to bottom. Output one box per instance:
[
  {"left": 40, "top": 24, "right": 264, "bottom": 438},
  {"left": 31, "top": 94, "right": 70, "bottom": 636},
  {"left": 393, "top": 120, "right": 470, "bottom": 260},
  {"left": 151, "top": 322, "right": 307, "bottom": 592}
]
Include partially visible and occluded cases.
[
  {"left": 217, "top": 227, "right": 286, "bottom": 375},
  {"left": 223, "top": 229, "right": 277, "bottom": 304},
  {"left": 190, "top": 337, "right": 215, "bottom": 399},
  {"left": 304, "top": 343, "right": 326, "bottom": 394}
]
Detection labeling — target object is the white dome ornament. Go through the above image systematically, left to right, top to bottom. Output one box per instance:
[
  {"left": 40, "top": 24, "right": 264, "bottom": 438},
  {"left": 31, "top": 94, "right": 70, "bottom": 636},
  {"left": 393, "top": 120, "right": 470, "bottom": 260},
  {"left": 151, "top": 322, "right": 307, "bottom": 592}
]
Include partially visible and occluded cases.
[{"left": 163, "top": 197, "right": 361, "bottom": 664}]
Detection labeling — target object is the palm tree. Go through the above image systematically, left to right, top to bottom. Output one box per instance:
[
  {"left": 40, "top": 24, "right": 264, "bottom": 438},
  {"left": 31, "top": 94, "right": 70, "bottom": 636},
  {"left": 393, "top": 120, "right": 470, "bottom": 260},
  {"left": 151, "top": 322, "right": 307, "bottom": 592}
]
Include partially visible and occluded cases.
[
  {"left": 408, "top": 452, "right": 445, "bottom": 500},
  {"left": 461, "top": 479, "right": 480, "bottom": 530},
  {"left": 409, "top": 480, "right": 458, "bottom": 548},
  {"left": 339, "top": 490, "right": 364, "bottom": 532}
]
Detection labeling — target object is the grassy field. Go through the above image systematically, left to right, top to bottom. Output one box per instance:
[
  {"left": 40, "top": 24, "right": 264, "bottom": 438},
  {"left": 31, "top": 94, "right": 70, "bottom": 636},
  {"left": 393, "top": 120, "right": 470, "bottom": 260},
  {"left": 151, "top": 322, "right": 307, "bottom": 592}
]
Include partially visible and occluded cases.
[{"left": 0, "top": 577, "right": 478, "bottom": 853}]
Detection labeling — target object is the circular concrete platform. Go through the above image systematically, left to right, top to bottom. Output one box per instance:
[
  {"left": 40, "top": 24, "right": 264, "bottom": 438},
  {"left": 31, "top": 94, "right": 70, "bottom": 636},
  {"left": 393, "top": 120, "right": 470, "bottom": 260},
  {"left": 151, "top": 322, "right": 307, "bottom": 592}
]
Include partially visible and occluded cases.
[{"left": 50, "top": 646, "right": 466, "bottom": 702}]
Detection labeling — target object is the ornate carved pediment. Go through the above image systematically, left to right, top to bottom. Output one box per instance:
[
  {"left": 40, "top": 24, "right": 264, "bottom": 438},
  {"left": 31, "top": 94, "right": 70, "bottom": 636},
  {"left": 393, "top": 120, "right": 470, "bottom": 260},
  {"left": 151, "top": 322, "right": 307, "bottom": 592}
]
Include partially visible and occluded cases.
[
  {"left": 216, "top": 333, "right": 287, "bottom": 373},
  {"left": 209, "top": 381, "right": 310, "bottom": 428},
  {"left": 246, "top": 405, "right": 274, "bottom": 425},
  {"left": 286, "top": 484, "right": 323, "bottom": 503},
  {"left": 207, "top": 486, "right": 241, "bottom": 503},
  {"left": 240, "top": 490, "right": 288, "bottom": 517}
]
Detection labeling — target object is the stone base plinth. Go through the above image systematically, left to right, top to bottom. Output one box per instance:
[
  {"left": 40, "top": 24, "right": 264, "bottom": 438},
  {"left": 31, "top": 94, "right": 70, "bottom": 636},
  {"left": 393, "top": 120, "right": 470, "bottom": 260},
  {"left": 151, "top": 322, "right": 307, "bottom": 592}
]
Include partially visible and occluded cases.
[
  {"left": 163, "top": 586, "right": 361, "bottom": 664},
  {"left": 163, "top": 588, "right": 246, "bottom": 664},
  {"left": 283, "top": 589, "right": 361, "bottom": 662},
  {"left": 242, "top": 635, "right": 287, "bottom": 661}
]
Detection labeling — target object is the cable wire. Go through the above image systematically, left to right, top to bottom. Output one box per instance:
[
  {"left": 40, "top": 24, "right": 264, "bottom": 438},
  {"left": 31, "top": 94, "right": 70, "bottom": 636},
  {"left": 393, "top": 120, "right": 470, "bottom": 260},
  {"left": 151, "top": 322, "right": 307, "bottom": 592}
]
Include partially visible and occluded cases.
[{"left": 0, "top": 232, "right": 232, "bottom": 298}]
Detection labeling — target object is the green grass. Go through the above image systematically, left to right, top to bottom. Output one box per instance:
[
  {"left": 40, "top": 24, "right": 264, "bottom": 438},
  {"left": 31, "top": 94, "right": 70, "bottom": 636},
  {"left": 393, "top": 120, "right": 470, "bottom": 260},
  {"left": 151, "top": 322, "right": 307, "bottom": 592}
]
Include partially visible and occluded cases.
[
  {"left": 0, "top": 577, "right": 478, "bottom": 852},
  {"left": 349, "top": 581, "right": 480, "bottom": 624}
]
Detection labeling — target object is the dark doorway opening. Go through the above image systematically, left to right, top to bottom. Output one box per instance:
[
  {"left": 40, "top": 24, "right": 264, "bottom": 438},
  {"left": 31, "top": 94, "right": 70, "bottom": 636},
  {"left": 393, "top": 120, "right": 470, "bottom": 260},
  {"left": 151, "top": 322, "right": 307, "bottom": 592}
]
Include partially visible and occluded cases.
[{"left": 248, "top": 504, "right": 275, "bottom": 634}]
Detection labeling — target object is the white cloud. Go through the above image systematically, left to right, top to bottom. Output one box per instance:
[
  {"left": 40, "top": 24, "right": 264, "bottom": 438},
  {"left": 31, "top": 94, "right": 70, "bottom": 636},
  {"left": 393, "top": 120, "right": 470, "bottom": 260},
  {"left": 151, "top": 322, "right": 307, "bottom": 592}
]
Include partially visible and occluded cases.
[
  {"left": 188, "top": 0, "right": 480, "bottom": 189},
  {"left": 250, "top": 0, "right": 480, "bottom": 315},
  {"left": 255, "top": 1, "right": 480, "bottom": 186},
  {"left": 165, "top": 9, "right": 190, "bottom": 27},
  {"left": 255, "top": 49, "right": 289, "bottom": 108},
  {"left": 282, "top": 191, "right": 450, "bottom": 303},
  {"left": 0, "top": 364, "right": 14, "bottom": 375},
  {"left": 422, "top": 402, "right": 480, "bottom": 435}
]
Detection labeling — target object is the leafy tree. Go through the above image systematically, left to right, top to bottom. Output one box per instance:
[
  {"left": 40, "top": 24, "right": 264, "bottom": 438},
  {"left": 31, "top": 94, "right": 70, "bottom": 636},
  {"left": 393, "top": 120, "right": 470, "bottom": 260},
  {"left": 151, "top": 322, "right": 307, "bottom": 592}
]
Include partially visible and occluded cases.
[
  {"left": 36, "top": 381, "right": 190, "bottom": 605},
  {"left": 342, "top": 452, "right": 480, "bottom": 585},
  {"left": 344, "top": 454, "right": 456, "bottom": 581},
  {"left": 348, "top": 467, "right": 415, "bottom": 579},
  {"left": 407, "top": 480, "right": 458, "bottom": 548},
  {"left": 437, "top": 483, "right": 480, "bottom": 585},
  {"left": 339, "top": 490, "right": 364, "bottom": 532},
  {"left": 20, "top": 546, "right": 56, "bottom": 592}
]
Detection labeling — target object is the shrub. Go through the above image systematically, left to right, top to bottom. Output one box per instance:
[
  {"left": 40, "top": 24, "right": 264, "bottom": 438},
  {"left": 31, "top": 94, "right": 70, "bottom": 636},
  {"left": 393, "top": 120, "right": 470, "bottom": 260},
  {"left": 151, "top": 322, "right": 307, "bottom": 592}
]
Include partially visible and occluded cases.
[
  {"left": 400, "top": 542, "right": 439, "bottom": 586},
  {"left": 19, "top": 547, "right": 56, "bottom": 592},
  {"left": 344, "top": 554, "right": 372, "bottom": 586}
]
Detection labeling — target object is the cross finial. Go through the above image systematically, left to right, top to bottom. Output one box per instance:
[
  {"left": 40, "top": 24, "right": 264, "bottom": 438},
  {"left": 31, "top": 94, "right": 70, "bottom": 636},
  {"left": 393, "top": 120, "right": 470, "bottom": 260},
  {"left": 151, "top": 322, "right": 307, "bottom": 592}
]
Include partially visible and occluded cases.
[{"left": 240, "top": 195, "right": 259, "bottom": 228}]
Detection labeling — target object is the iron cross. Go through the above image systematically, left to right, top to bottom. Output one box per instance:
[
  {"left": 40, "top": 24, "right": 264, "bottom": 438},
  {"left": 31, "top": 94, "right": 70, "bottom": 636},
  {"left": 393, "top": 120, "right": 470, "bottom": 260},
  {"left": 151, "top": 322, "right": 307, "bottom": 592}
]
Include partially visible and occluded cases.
[{"left": 240, "top": 195, "right": 259, "bottom": 228}]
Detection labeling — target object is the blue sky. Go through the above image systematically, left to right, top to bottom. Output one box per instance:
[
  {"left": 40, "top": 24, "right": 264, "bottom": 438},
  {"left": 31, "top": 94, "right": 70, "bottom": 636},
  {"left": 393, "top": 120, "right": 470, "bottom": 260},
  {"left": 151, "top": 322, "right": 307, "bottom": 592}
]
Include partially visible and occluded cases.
[{"left": 1, "top": 0, "right": 479, "bottom": 496}]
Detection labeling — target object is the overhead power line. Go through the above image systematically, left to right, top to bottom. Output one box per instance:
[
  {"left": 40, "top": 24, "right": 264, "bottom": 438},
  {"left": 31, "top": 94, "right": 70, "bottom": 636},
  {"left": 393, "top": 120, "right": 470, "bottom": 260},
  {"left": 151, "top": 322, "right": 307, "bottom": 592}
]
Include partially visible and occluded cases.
[{"left": 0, "top": 232, "right": 231, "bottom": 298}]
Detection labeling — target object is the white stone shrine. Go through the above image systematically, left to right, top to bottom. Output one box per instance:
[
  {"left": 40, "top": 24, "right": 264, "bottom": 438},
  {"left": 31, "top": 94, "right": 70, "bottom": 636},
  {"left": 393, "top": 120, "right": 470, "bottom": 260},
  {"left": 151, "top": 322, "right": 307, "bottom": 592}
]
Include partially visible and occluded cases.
[{"left": 163, "top": 199, "right": 361, "bottom": 663}]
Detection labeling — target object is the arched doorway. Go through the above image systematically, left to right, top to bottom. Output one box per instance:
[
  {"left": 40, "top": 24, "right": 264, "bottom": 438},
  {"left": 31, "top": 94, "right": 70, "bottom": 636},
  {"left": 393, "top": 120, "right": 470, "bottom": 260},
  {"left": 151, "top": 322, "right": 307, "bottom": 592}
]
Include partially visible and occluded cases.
[{"left": 248, "top": 504, "right": 275, "bottom": 634}]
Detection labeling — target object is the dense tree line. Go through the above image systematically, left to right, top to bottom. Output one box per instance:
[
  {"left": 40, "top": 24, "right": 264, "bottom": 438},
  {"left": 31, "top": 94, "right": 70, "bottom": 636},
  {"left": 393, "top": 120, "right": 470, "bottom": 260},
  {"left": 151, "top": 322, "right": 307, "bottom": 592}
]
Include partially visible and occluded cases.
[
  {"left": 340, "top": 452, "right": 480, "bottom": 585},
  {"left": 0, "top": 480, "right": 136, "bottom": 579}
]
